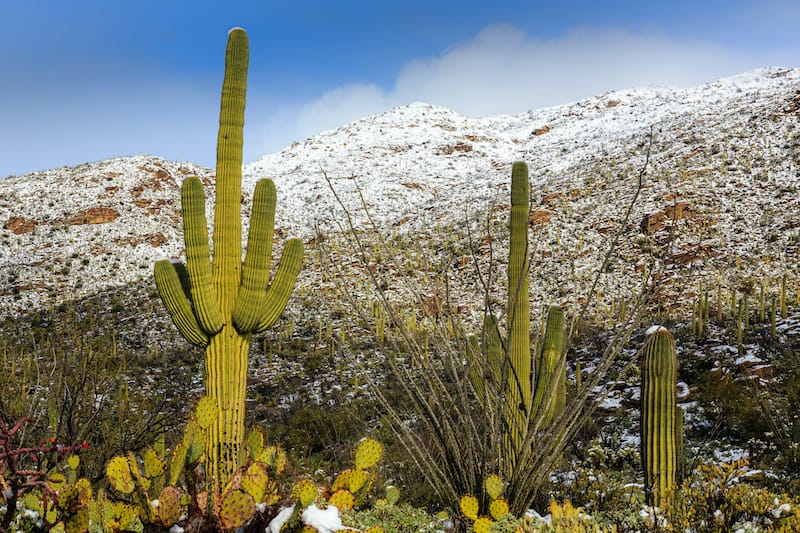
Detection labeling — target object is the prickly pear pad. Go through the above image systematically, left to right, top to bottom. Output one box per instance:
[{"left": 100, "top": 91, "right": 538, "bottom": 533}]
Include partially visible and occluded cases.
[
  {"left": 354, "top": 438, "right": 383, "bottom": 469},
  {"left": 106, "top": 456, "right": 135, "bottom": 494},
  {"left": 219, "top": 489, "right": 255, "bottom": 529},
  {"left": 459, "top": 494, "right": 479, "bottom": 521}
]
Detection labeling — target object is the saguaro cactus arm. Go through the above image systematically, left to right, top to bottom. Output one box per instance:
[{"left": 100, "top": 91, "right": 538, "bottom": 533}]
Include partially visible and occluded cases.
[
  {"left": 213, "top": 27, "right": 248, "bottom": 316},
  {"left": 182, "top": 177, "right": 224, "bottom": 335},
  {"left": 233, "top": 179, "right": 277, "bottom": 332},
  {"left": 233, "top": 179, "right": 304, "bottom": 333},
  {"left": 254, "top": 238, "right": 304, "bottom": 333},
  {"left": 154, "top": 260, "right": 210, "bottom": 347},
  {"left": 531, "top": 305, "right": 566, "bottom": 424}
]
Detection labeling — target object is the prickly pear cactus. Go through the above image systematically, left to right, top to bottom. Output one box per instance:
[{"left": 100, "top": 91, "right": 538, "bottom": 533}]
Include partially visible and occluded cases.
[
  {"left": 640, "top": 326, "right": 679, "bottom": 507},
  {"left": 354, "top": 438, "right": 383, "bottom": 469},
  {"left": 106, "top": 456, "right": 135, "bottom": 495},
  {"left": 241, "top": 462, "right": 270, "bottom": 502},
  {"left": 484, "top": 474, "right": 503, "bottom": 501},
  {"left": 292, "top": 479, "right": 318, "bottom": 508},
  {"left": 157, "top": 486, "right": 183, "bottom": 527},
  {"left": 384, "top": 486, "right": 401, "bottom": 507},
  {"left": 219, "top": 489, "right": 255, "bottom": 529},
  {"left": 328, "top": 489, "right": 356, "bottom": 511},
  {"left": 459, "top": 495, "right": 479, "bottom": 521}
]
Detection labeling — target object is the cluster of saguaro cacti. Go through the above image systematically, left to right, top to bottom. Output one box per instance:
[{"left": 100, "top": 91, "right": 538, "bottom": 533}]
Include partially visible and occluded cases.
[
  {"left": 153, "top": 28, "right": 303, "bottom": 493},
  {"left": 470, "top": 162, "right": 566, "bottom": 476},
  {"left": 639, "top": 326, "right": 681, "bottom": 507}
]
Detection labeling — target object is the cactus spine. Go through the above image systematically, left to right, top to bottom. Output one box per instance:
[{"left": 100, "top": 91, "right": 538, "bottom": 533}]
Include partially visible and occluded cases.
[
  {"left": 154, "top": 28, "right": 303, "bottom": 492},
  {"left": 640, "top": 326, "right": 679, "bottom": 507}
]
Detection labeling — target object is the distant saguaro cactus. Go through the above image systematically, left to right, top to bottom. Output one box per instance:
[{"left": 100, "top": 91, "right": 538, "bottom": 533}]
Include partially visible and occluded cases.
[
  {"left": 154, "top": 28, "right": 303, "bottom": 492},
  {"left": 504, "top": 161, "right": 532, "bottom": 463},
  {"left": 469, "top": 162, "right": 566, "bottom": 476},
  {"left": 640, "top": 326, "right": 679, "bottom": 507}
]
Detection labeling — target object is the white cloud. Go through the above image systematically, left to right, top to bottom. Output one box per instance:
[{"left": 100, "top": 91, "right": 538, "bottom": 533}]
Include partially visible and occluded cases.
[{"left": 254, "top": 24, "right": 794, "bottom": 158}]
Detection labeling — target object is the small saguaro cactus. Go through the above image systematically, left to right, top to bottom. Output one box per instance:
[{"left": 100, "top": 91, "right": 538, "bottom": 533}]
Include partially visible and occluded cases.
[
  {"left": 154, "top": 28, "right": 303, "bottom": 493},
  {"left": 640, "top": 326, "right": 679, "bottom": 507}
]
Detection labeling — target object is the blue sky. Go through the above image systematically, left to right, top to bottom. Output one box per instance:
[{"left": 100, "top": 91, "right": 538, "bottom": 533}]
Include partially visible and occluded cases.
[{"left": 1, "top": 0, "right": 798, "bottom": 177}]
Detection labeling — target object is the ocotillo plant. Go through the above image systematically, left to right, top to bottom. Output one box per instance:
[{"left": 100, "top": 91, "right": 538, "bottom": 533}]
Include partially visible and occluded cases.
[
  {"left": 154, "top": 28, "right": 303, "bottom": 492},
  {"left": 640, "top": 326, "right": 679, "bottom": 507}
]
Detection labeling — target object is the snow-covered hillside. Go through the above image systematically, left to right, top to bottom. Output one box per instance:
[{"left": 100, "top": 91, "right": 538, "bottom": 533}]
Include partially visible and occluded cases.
[{"left": 1, "top": 67, "right": 798, "bottom": 318}]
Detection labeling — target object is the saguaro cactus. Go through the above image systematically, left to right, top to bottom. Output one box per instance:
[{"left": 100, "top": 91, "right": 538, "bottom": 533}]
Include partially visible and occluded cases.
[
  {"left": 154, "top": 28, "right": 303, "bottom": 492},
  {"left": 505, "top": 161, "right": 532, "bottom": 459},
  {"left": 492, "top": 162, "right": 566, "bottom": 473},
  {"left": 640, "top": 326, "right": 679, "bottom": 507}
]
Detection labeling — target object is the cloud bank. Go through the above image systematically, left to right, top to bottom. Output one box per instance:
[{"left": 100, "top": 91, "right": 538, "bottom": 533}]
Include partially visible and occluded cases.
[{"left": 253, "top": 24, "right": 792, "bottom": 158}]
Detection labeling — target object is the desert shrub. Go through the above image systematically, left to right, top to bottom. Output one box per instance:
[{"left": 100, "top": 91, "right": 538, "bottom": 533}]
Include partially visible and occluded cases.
[
  {"left": 0, "top": 301, "right": 188, "bottom": 481},
  {"left": 668, "top": 459, "right": 798, "bottom": 531},
  {"left": 343, "top": 504, "right": 440, "bottom": 533}
]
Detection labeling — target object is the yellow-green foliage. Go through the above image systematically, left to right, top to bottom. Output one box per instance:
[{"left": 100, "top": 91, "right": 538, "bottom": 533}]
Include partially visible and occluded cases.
[{"left": 668, "top": 459, "right": 799, "bottom": 532}]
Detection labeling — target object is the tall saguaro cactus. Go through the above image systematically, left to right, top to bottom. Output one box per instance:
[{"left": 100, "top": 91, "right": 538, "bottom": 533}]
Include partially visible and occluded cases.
[
  {"left": 154, "top": 28, "right": 303, "bottom": 492},
  {"left": 505, "top": 161, "right": 532, "bottom": 460},
  {"left": 483, "top": 162, "right": 566, "bottom": 475},
  {"left": 640, "top": 326, "right": 679, "bottom": 507}
]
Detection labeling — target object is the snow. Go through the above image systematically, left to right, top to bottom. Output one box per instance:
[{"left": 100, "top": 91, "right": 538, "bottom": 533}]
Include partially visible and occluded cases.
[
  {"left": 0, "top": 67, "right": 799, "bottom": 321},
  {"left": 645, "top": 325, "right": 667, "bottom": 336},
  {"left": 734, "top": 353, "right": 763, "bottom": 365},
  {"left": 300, "top": 504, "right": 346, "bottom": 533},
  {"left": 267, "top": 505, "right": 295, "bottom": 533}
]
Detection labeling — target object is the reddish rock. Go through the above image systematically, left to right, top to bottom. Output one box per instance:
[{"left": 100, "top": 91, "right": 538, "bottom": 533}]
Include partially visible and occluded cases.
[
  {"left": 542, "top": 192, "right": 562, "bottom": 204},
  {"left": 665, "top": 201, "right": 691, "bottom": 221},
  {"left": 68, "top": 207, "right": 119, "bottom": 225},
  {"left": 530, "top": 209, "right": 551, "bottom": 225},
  {"left": 641, "top": 211, "right": 667, "bottom": 233},
  {"left": 5, "top": 216, "right": 36, "bottom": 235},
  {"left": 147, "top": 233, "right": 167, "bottom": 247},
  {"left": 420, "top": 293, "right": 446, "bottom": 317}
]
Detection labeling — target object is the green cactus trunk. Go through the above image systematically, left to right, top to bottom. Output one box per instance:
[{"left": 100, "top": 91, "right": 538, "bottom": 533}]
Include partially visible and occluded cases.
[
  {"left": 154, "top": 28, "right": 303, "bottom": 493},
  {"left": 504, "top": 161, "right": 531, "bottom": 469},
  {"left": 532, "top": 305, "right": 566, "bottom": 425},
  {"left": 640, "top": 327, "right": 679, "bottom": 507}
]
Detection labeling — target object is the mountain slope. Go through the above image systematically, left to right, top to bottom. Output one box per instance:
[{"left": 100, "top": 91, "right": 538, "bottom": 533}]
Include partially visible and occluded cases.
[{"left": 1, "top": 67, "right": 798, "bottom": 318}]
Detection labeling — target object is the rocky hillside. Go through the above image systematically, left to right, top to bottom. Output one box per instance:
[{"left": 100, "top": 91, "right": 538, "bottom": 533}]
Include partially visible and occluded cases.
[{"left": 1, "top": 67, "right": 799, "bottom": 320}]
